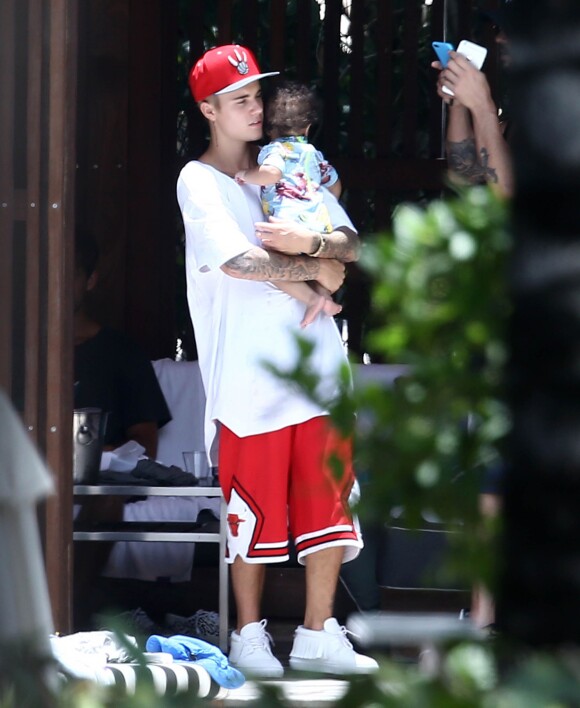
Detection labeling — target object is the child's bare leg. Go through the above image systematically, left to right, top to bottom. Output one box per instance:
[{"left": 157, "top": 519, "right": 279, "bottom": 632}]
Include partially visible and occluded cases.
[
  {"left": 275, "top": 281, "right": 341, "bottom": 327},
  {"left": 300, "top": 282, "right": 341, "bottom": 327},
  {"left": 302, "top": 293, "right": 342, "bottom": 327},
  {"left": 300, "top": 294, "right": 327, "bottom": 327},
  {"left": 319, "top": 296, "right": 342, "bottom": 320}
]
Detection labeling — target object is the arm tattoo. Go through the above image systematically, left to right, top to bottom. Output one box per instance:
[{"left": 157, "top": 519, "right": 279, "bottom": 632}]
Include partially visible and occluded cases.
[
  {"left": 447, "top": 138, "right": 498, "bottom": 184},
  {"left": 478, "top": 147, "right": 499, "bottom": 184},
  {"left": 320, "top": 228, "right": 360, "bottom": 262},
  {"left": 224, "top": 249, "right": 320, "bottom": 282}
]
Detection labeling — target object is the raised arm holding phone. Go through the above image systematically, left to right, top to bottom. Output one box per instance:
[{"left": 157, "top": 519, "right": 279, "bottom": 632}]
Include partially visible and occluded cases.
[
  {"left": 430, "top": 3, "right": 514, "bottom": 630},
  {"left": 432, "top": 13, "right": 514, "bottom": 197}
]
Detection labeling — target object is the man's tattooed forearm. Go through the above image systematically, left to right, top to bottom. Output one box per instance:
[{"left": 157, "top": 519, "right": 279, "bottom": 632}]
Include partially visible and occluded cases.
[
  {"left": 447, "top": 138, "right": 498, "bottom": 184},
  {"left": 477, "top": 147, "right": 498, "bottom": 183},
  {"left": 322, "top": 230, "right": 360, "bottom": 262},
  {"left": 225, "top": 250, "right": 320, "bottom": 281}
]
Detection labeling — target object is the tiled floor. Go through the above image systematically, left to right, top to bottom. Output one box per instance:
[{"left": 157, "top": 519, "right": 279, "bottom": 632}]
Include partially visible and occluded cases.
[
  {"left": 89, "top": 570, "right": 469, "bottom": 704},
  {"left": 210, "top": 601, "right": 473, "bottom": 705},
  {"left": 209, "top": 618, "right": 401, "bottom": 706},
  {"left": 214, "top": 677, "right": 350, "bottom": 706}
]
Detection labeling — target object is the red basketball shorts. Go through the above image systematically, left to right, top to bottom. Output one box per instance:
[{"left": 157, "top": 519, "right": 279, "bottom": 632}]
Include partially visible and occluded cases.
[{"left": 218, "top": 415, "right": 363, "bottom": 564}]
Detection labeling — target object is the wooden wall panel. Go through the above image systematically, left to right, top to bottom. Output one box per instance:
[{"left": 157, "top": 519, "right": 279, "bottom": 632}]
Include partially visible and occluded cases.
[
  {"left": 0, "top": 0, "right": 77, "bottom": 633},
  {"left": 0, "top": 0, "right": 16, "bottom": 396},
  {"left": 25, "top": 0, "right": 43, "bottom": 441},
  {"left": 43, "top": 0, "right": 78, "bottom": 632},
  {"left": 76, "top": 0, "right": 177, "bottom": 360},
  {"left": 76, "top": 0, "right": 129, "bottom": 334},
  {"left": 126, "top": 0, "right": 177, "bottom": 360},
  {"left": 185, "top": 0, "right": 207, "bottom": 164},
  {"left": 217, "top": 0, "right": 233, "bottom": 45},
  {"left": 241, "top": 0, "right": 260, "bottom": 49},
  {"left": 295, "top": 0, "right": 313, "bottom": 83},
  {"left": 320, "top": 0, "right": 342, "bottom": 154},
  {"left": 345, "top": 0, "right": 367, "bottom": 231},
  {"left": 374, "top": 0, "right": 396, "bottom": 231},
  {"left": 375, "top": 0, "right": 395, "bottom": 159},
  {"left": 428, "top": 0, "right": 447, "bottom": 160},
  {"left": 269, "top": 1, "right": 286, "bottom": 72},
  {"left": 401, "top": 1, "right": 422, "bottom": 157}
]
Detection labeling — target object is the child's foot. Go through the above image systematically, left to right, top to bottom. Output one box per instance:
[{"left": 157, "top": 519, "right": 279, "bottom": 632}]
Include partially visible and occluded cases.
[
  {"left": 300, "top": 296, "right": 342, "bottom": 328},
  {"left": 323, "top": 299, "right": 342, "bottom": 318}
]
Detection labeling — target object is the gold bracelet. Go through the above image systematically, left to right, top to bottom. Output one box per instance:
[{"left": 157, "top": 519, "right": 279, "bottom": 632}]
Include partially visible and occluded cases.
[{"left": 309, "top": 233, "right": 326, "bottom": 257}]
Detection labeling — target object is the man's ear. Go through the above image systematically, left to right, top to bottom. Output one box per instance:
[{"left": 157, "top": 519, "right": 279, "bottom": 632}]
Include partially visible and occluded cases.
[{"left": 199, "top": 99, "right": 217, "bottom": 123}]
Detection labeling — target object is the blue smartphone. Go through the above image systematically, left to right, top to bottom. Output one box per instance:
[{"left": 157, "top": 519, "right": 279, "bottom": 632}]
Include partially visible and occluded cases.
[{"left": 432, "top": 41, "right": 454, "bottom": 68}]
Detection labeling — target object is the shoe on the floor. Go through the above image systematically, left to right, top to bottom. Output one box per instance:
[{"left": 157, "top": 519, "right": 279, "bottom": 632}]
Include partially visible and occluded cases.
[
  {"left": 104, "top": 607, "right": 160, "bottom": 638},
  {"left": 165, "top": 610, "right": 220, "bottom": 645},
  {"left": 289, "top": 617, "right": 379, "bottom": 674},
  {"left": 228, "top": 619, "right": 284, "bottom": 678}
]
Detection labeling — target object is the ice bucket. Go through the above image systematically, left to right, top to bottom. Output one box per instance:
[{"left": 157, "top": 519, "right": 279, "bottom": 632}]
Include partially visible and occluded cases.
[{"left": 72, "top": 407, "right": 107, "bottom": 484}]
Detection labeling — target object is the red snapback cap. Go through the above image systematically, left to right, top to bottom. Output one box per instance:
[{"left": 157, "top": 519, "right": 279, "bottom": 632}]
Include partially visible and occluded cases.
[{"left": 189, "top": 44, "right": 279, "bottom": 102}]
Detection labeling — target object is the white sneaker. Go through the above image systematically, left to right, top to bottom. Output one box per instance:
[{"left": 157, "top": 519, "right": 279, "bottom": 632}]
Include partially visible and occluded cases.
[
  {"left": 289, "top": 617, "right": 379, "bottom": 674},
  {"left": 229, "top": 619, "right": 284, "bottom": 678}
]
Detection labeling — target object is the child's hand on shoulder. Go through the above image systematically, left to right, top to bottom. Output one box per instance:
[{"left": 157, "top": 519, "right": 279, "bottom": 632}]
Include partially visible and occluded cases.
[{"left": 234, "top": 170, "right": 247, "bottom": 184}]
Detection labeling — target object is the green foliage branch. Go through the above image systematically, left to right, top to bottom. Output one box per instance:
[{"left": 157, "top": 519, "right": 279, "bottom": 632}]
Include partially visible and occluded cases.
[{"left": 267, "top": 185, "right": 511, "bottom": 590}]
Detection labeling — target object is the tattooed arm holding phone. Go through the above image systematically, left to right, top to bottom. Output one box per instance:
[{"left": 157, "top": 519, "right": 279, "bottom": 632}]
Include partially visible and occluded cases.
[{"left": 432, "top": 34, "right": 513, "bottom": 197}]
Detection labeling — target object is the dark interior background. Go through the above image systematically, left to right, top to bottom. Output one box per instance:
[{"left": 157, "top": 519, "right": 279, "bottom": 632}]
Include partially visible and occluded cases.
[{"left": 75, "top": 0, "right": 503, "bottom": 362}]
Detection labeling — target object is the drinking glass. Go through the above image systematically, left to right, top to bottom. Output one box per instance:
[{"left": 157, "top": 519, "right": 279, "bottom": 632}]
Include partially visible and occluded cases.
[{"left": 182, "top": 450, "right": 210, "bottom": 482}]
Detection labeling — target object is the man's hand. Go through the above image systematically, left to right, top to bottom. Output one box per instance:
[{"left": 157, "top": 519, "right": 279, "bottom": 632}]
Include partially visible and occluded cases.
[
  {"left": 438, "top": 52, "right": 494, "bottom": 112},
  {"left": 431, "top": 60, "right": 455, "bottom": 106},
  {"left": 255, "top": 217, "right": 316, "bottom": 255},
  {"left": 256, "top": 217, "right": 360, "bottom": 263},
  {"left": 316, "top": 258, "right": 346, "bottom": 293}
]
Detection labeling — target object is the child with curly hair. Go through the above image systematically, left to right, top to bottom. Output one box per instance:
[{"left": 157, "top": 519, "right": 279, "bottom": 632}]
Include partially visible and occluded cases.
[{"left": 236, "top": 81, "right": 345, "bottom": 328}]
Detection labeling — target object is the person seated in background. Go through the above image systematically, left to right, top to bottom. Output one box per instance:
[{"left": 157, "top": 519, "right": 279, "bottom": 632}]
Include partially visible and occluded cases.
[
  {"left": 73, "top": 228, "right": 171, "bottom": 628},
  {"left": 74, "top": 229, "right": 171, "bottom": 456}
]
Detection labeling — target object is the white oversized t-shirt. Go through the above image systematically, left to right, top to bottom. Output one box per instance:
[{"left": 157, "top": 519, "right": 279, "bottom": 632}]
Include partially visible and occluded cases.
[{"left": 177, "top": 161, "right": 353, "bottom": 461}]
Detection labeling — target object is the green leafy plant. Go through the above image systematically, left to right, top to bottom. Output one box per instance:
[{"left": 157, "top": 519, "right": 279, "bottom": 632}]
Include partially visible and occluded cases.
[
  {"left": 2, "top": 181, "right": 576, "bottom": 708},
  {"left": 268, "top": 184, "right": 510, "bottom": 591},
  {"left": 357, "top": 185, "right": 510, "bottom": 591},
  {"left": 359, "top": 187, "right": 510, "bottom": 505}
]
